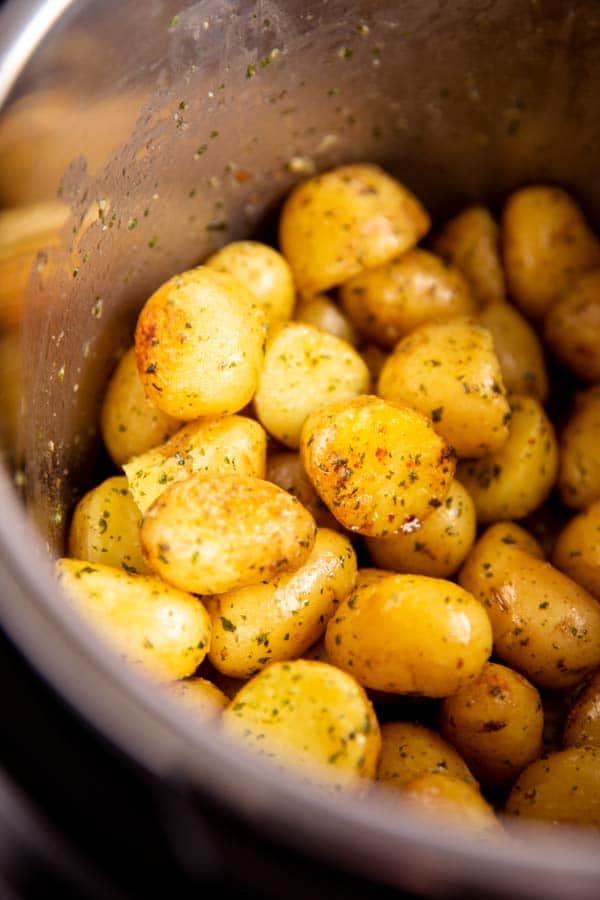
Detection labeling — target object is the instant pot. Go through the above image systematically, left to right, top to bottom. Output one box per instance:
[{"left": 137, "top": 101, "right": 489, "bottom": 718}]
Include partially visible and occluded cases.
[{"left": 2, "top": 1, "right": 600, "bottom": 897}]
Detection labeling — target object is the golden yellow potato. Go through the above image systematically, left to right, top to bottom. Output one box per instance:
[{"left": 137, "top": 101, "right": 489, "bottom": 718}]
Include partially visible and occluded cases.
[
  {"left": 279, "top": 163, "right": 430, "bottom": 295},
  {"left": 502, "top": 185, "right": 600, "bottom": 321},
  {"left": 431, "top": 206, "right": 506, "bottom": 308},
  {"left": 205, "top": 240, "right": 295, "bottom": 329},
  {"left": 339, "top": 249, "right": 475, "bottom": 348},
  {"left": 135, "top": 267, "right": 266, "bottom": 419},
  {"left": 544, "top": 269, "right": 600, "bottom": 382},
  {"left": 294, "top": 294, "right": 358, "bottom": 345},
  {"left": 477, "top": 302, "right": 548, "bottom": 402},
  {"left": 377, "top": 318, "right": 510, "bottom": 459},
  {"left": 254, "top": 322, "right": 370, "bottom": 448},
  {"left": 100, "top": 347, "right": 180, "bottom": 467},
  {"left": 559, "top": 385, "right": 600, "bottom": 510},
  {"left": 300, "top": 395, "right": 455, "bottom": 537},
  {"left": 457, "top": 395, "right": 558, "bottom": 523},
  {"left": 124, "top": 415, "right": 266, "bottom": 514},
  {"left": 266, "top": 452, "right": 338, "bottom": 529},
  {"left": 140, "top": 473, "right": 317, "bottom": 595},
  {"left": 68, "top": 476, "right": 148, "bottom": 574},
  {"left": 366, "top": 479, "right": 475, "bottom": 578},
  {"left": 553, "top": 500, "right": 600, "bottom": 600},
  {"left": 477, "top": 521, "right": 544, "bottom": 559},
  {"left": 207, "top": 529, "right": 356, "bottom": 678},
  {"left": 459, "top": 536, "right": 600, "bottom": 689},
  {"left": 55, "top": 559, "right": 210, "bottom": 681},
  {"left": 355, "top": 568, "right": 393, "bottom": 588},
  {"left": 325, "top": 574, "right": 492, "bottom": 696},
  {"left": 222, "top": 660, "right": 381, "bottom": 792},
  {"left": 440, "top": 662, "right": 543, "bottom": 785},
  {"left": 564, "top": 671, "right": 600, "bottom": 748},
  {"left": 163, "top": 678, "right": 228, "bottom": 720},
  {"left": 376, "top": 722, "right": 476, "bottom": 790},
  {"left": 505, "top": 747, "right": 600, "bottom": 827},
  {"left": 403, "top": 773, "right": 500, "bottom": 835}
]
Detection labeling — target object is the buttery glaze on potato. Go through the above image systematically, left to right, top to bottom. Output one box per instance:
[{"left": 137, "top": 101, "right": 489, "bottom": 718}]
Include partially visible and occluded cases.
[
  {"left": 544, "top": 269, "right": 600, "bottom": 382},
  {"left": 294, "top": 294, "right": 358, "bottom": 346},
  {"left": 477, "top": 302, "right": 549, "bottom": 402},
  {"left": 558, "top": 385, "right": 600, "bottom": 510},
  {"left": 300, "top": 395, "right": 455, "bottom": 537},
  {"left": 266, "top": 452, "right": 338, "bottom": 529},
  {"left": 553, "top": 500, "right": 600, "bottom": 600},
  {"left": 476, "top": 521, "right": 544, "bottom": 560},
  {"left": 563, "top": 671, "right": 600, "bottom": 749},
  {"left": 164, "top": 677, "right": 228, "bottom": 720},
  {"left": 376, "top": 722, "right": 476, "bottom": 790},
  {"left": 403, "top": 773, "right": 500, "bottom": 836}
]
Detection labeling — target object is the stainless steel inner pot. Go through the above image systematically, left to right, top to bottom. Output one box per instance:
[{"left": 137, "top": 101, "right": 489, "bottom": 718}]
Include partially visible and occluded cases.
[{"left": 2, "top": 1, "right": 600, "bottom": 897}]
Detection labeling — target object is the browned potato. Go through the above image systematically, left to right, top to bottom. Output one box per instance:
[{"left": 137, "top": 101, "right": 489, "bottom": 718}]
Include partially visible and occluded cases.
[
  {"left": 338, "top": 249, "right": 475, "bottom": 348},
  {"left": 545, "top": 269, "right": 600, "bottom": 382},
  {"left": 294, "top": 294, "right": 358, "bottom": 345},
  {"left": 477, "top": 302, "right": 548, "bottom": 402},
  {"left": 558, "top": 385, "right": 600, "bottom": 510},
  {"left": 300, "top": 395, "right": 455, "bottom": 537},
  {"left": 266, "top": 451, "right": 338, "bottom": 529},
  {"left": 552, "top": 500, "right": 600, "bottom": 600},
  {"left": 477, "top": 521, "right": 544, "bottom": 559},
  {"left": 440, "top": 662, "right": 543, "bottom": 785},
  {"left": 564, "top": 671, "right": 600, "bottom": 748},
  {"left": 164, "top": 678, "right": 228, "bottom": 720},
  {"left": 377, "top": 722, "right": 477, "bottom": 790},
  {"left": 403, "top": 773, "right": 500, "bottom": 836}
]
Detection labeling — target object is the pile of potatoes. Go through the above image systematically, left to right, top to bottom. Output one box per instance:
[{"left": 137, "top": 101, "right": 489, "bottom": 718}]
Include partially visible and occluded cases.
[{"left": 58, "top": 164, "right": 600, "bottom": 832}]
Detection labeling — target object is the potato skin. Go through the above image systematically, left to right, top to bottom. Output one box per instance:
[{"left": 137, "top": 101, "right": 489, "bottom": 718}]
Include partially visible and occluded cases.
[
  {"left": 279, "top": 163, "right": 430, "bottom": 295},
  {"left": 502, "top": 185, "right": 600, "bottom": 321},
  {"left": 338, "top": 249, "right": 475, "bottom": 349},
  {"left": 135, "top": 267, "right": 266, "bottom": 419},
  {"left": 544, "top": 269, "right": 600, "bottom": 382},
  {"left": 294, "top": 294, "right": 358, "bottom": 346},
  {"left": 477, "top": 302, "right": 548, "bottom": 402},
  {"left": 377, "top": 318, "right": 510, "bottom": 459},
  {"left": 254, "top": 322, "right": 369, "bottom": 448},
  {"left": 100, "top": 347, "right": 179, "bottom": 467},
  {"left": 559, "top": 386, "right": 600, "bottom": 509},
  {"left": 300, "top": 395, "right": 455, "bottom": 537},
  {"left": 457, "top": 395, "right": 558, "bottom": 523},
  {"left": 124, "top": 415, "right": 266, "bottom": 513},
  {"left": 266, "top": 452, "right": 338, "bottom": 529},
  {"left": 140, "top": 473, "right": 316, "bottom": 595},
  {"left": 366, "top": 479, "right": 476, "bottom": 578},
  {"left": 553, "top": 500, "right": 600, "bottom": 600},
  {"left": 477, "top": 521, "right": 544, "bottom": 560},
  {"left": 207, "top": 529, "right": 356, "bottom": 678},
  {"left": 56, "top": 559, "right": 210, "bottom": 681},
  {"left": 325, "top": 574, "right": 492, "bottom": 697},
  {"left": 222, "top": 660, "right": 381, "bottom": 792},
  {"left": 440, "top": 662, "right": 543, "bottom": 785},
  {"left": 564, "top": 671, "right": 600, "bottom": 748},
  {"left": 164, "top": 677, "right": 228, "bottom": 720},
  {"left": 376, "top": 721, "right": 476, "bottom": 790},
  {"left": 403, "top": 773, "right": 500, "bottom": 835}
]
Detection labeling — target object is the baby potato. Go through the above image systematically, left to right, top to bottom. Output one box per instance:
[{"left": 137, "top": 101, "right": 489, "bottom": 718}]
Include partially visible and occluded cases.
[
  {"left": 279, "top": 163, "right": 430, "bottom": 295},
  {"left": 502, "top": 185, "right": 600, "bottom": 321},
  {"left": 431, "top": 206, "right": 506, "bottom": 308},
  {"left": 205, "top": 240, "right": 295, "bottom": 329},
  {"left": 339, "top": 249, "right": 475, "bottom": 349},
  {"left": 135, "top": 267, "right": 266, "bottom": 419},
  {"left": 544, "top": 269, "right": 600, "bottom": 382},
  {"left": 294, "top": 294, "right": 358, "bottom": 345},
  {"left": 477, "top": 302, "right": 548, "bottom": 402},
  {"left": 377, "top": 318, "right": 510, "bottom": 459},
  {"left": 254, "top": 322, "right": 369, "bottom": 448},
  {"left": 100, "top": 347, "right": 180, "bottom": 467},
  {"left": 559, "top": 385, "right": 600, "bottom": 510},
  {"left": 300, "top": 395, "right": 455, "bottom": 537},
  {"left": 457, "top": 395, "right": 558, "bottom": 523},
  {"left": 124, "top": 415, "right": 266, "bottom": 514},
  {"left": 266, "top": 451, "right": 338, "bottom": 528},
  {"left": 140, "top": 473, "right": 316, "bottom": 595},
  {"left": 68, "top": 476, "right": 148, "bottom": 574},
  {"left": 366, "top": 479, "right": 476, "bottom": 578},
  {"left": 553, "top": 500, "right": 600, "bottom": 600},
  {"left": 478, "top": 521, "right": 544, "bottom": 559},
  {"left": 207, "top": 529, "right": 356, "bottom": 678},
  {"left": 459, "top": 535, "right": 600, "bottom": 689},
  {"left": 55, "top": 559, "right": 210, "bottom": 681},
  {"left": 325, "top": 574, "right": 492, "bottom": 696},
  {"left": 222, "top": 660, "right": 381, "bottom": 792},
  {"left": 440, "top": 662, "right": 543, "bottom": 785},
  {"left": 564, "top": 671, "right": 600, "bottom": 748},
  {"left": 164, "top": 677, "right": 228, "bottom": 720},
  {"left": 377, "top": 721, "right": 476, "bottom": 790},
  {"left": 505, "top": 747, "right": 600, "bottom": 827},
  {"left": 403, "top": 774, "right": 500, "bottom": 836}
]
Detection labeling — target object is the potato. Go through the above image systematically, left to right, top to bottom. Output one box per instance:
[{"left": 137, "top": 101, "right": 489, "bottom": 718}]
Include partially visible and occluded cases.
[
  {"left": 279, "top": 163, "right": 430, "bottom": 295},
  {"left": 502, "top": 185, "right": 600, "bottom": 321},
  {"left": 431, "top": 206, "right": 505, "bottom": 308},
  {"left": 205, "top": 240, "right": 295, "bottom": 329},
  {"left": 339, "top": 249, "right": 475, "bottom": 348},
  {"left": 135, "top": 267, "right": 266, "bottom": 419},
  {"left": 544, "top": 269, "right": 600, "bottom": 382},
  {"left": 294, "top": 294, "right": 358, "bottom": 345},
  {"left": 477, "top": 302, "right": 548, "bottom": 402},
  {"left": 377, "top": 318, "right": 510, "bottom": 459},
  {"left": 254, "top": 322, "right": 369, "bottom": 448},
  {"left": 0, "top": 329, "right": 21, "bottom": 457},
  {"left": 100, "top": 347, "right": 180, "bottom": 467},
  {"left": 558, "top": 385, "right": 600, "bottom": 510},
  {"left": 300, "top": 395, "right": 455, "bottom": 537},
  {"left": 457, "top": 395, "right": 558, "bottom": 523},
  {"left": 124, "top": 415, "right": 266, "bottom": 514},
  {"left": 266, "top": 451, "right": 338, "bottom": 529},
  {"left": 140, "top": 473, "right": 317, "bottom": 595},
  {"left": 68, "top": 476, "right": 148, "bottom": 574},
  {"left": 366, "top": 479, "right": 476, "bottom": 578},
  {"left": 553, "top": 500, "right": 600, "bottom": 600},
  {"left": 477, "top": 521, "right": 544, "bottom": 559},
  {"left": 207, "top": 529, "right": 356, "bottom": 678},
  {"left": 459, "top": 533, "right": 600, "bottom": 689},
  {"left": 55, "top": 559, "right": 210, "bottom": 681},
  {"left": 325, "top": 573, "right": 492, "bottom": 697},
  {"left": 222, "top": 660, "right": 380, "bottom": 792},
  {"left": 440, "top": 662, "right": 543, "bottom": 785},
  {"left": 564, "top": 671, "right": 600, "bottom": 748},
  {"left": 164, "top": 677, "right": 228, "bottom": 720},
  {"left": 376, "top": 722, "right": 476, "bottom": 790},
  {"left": 505, "top": 747, "right": 600, "bottom": 827},
  {"left": 403, "top": 773, "right": 500, "bottom": 835}
]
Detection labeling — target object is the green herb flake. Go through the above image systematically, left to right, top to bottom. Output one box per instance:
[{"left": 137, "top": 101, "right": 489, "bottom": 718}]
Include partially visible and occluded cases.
[{"left": 220, "top": 616, "right": 237, "bottom": 632}]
